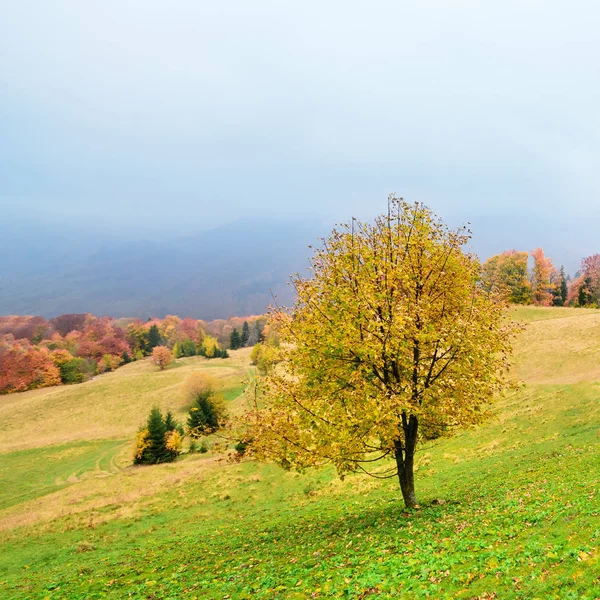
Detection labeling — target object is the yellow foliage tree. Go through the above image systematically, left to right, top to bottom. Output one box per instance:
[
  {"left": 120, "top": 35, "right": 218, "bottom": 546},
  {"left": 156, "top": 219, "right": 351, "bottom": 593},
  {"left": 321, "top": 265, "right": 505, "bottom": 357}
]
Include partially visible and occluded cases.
[
  {"left": 247, "top": 197, "right": 517, "bottom": 507},
  {"left": 481, "top": 250, "right": 532, "bottom": 304},
  {"left": 160, "top": 315, "right": 182, "bottom": 348},
  {"left": 201, "top": 335, "right": 220, "bottom": 358},
  {"left": 133, "top": 428, "right": 150, "bottom": 462},
  {"left": 165, "top": 430, "right": 183, "bottom": 454}
]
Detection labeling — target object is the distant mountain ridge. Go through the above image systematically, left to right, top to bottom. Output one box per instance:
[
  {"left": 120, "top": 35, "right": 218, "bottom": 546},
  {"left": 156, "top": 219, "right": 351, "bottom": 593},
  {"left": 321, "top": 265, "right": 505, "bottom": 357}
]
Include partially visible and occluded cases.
[
  {"left": 1, "top": 213, "right": 584, "bottom": 319},
  {"left": 0, "top": 218, "right": 327, "bottom": 320}
]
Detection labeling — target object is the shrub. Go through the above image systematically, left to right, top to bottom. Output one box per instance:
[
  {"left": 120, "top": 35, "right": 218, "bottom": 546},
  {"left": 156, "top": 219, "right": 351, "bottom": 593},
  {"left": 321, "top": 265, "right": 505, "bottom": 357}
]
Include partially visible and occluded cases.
[{"left": 234, "top": 439, "right": 249, "bottom": 455}]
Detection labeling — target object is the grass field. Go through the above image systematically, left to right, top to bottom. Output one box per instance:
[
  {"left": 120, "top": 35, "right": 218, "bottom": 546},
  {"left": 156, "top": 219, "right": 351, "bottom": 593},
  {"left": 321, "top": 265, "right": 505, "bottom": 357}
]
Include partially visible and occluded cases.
[{"left": 1, "top": 309, "right": 599, "bottom": 599}]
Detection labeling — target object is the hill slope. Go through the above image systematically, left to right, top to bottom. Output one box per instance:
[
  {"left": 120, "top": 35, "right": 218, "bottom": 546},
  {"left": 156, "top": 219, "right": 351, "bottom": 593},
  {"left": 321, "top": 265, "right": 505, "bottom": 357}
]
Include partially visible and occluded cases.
[{"left": 0, "top": 307, "right": 599, "bottom": 598}]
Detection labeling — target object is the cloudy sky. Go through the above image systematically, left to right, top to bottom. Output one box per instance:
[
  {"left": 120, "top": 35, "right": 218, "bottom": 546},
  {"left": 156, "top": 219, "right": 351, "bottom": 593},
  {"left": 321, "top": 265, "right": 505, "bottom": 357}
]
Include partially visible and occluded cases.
[{"left": 1, "top": 1, "right": 599, "bottom": 265}]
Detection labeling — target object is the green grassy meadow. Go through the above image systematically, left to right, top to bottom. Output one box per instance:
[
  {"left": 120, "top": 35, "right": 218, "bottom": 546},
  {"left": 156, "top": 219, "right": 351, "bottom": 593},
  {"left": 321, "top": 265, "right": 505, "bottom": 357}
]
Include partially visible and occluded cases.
[{"left": 1, "top": 309, "right": 600, "bottom": 599}]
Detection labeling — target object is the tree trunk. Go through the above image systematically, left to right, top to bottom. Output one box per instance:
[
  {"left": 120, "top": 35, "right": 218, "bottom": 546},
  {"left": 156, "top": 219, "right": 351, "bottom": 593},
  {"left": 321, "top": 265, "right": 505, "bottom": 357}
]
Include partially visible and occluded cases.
[{"left": 394, "top": 414, "right": 419, "bottom": 508}]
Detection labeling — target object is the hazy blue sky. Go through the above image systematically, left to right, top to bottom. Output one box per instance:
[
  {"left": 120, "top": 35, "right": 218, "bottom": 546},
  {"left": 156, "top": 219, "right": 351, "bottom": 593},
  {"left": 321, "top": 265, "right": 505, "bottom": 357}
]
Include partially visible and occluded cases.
[{"left": 1, "top": 1, "right": 599, "bottom": 264}]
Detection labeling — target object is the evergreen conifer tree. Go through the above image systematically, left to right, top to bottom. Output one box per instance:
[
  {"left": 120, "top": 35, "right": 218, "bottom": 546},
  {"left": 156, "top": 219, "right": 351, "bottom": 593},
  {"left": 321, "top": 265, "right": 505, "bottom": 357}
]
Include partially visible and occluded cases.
[
  {"left": 553, "top": 266, "right": 568, "bottom": 306},
  {"left": 560, "top": 267, "right": 568, "bottom": 305},
  {"left": 241, "top": 321, "right": 250, "bottom": 347},
  {"left": 148, "top": 324, "right": 162, "bottom": 349},
  {"left": 230, "top": 328, "right": 242, "bottom": 350},
  {"left": 187, "top": 390, "right": 226, "bottom": 437},
  {"left": 145, "top": 407, "right": 168, "bottom": 463},
  {"left": 163, "top": 410, "right": 184, "bottom": 435},
  {"left": 164, "top": 410, "right": 177, "bottom": 432}
]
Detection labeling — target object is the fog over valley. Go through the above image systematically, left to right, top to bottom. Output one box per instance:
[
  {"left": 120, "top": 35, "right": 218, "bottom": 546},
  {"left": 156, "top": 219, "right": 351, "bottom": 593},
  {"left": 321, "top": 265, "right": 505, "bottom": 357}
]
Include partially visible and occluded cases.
[{"left": 2, "top": 1, "right": 600, "bottom": 315}]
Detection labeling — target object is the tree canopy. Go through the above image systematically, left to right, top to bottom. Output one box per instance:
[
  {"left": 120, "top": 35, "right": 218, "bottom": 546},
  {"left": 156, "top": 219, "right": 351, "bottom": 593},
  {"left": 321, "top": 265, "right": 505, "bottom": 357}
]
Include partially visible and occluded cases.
[
  {"left": 247, "top": 197, "right": 517, "bottom": 507},
  {"left": 481, "top": 250, "right": 532, "bottom": 304},
  {"left": 151, "top": 346, "right": 173, "bottom": 370}
]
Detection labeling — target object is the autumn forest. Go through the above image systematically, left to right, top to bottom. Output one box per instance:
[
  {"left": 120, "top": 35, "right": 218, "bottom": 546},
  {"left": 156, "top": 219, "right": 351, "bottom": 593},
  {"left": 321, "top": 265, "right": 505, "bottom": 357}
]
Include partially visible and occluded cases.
[
  {"left": 1, "top": 245, "right": 597, "bottom": 396},
  {"left": 0, "top": 313, "right": 265, "bottom": 395}
]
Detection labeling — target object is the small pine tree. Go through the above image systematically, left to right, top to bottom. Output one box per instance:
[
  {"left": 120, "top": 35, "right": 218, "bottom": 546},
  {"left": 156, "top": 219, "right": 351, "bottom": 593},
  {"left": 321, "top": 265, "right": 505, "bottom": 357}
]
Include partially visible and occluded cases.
[
  {"left": 552, "top": 267, "right": 568, "bottom": 306},
  {"left": 560, "top": 267, "right": 568, "bottom": 305},
  {"left": 241, "top": 321, "right": 250, "bottom": 347},
  {"left": 148, "top": 324, "right": 162, "bottom": 349},
  {"left": 229, "top": 328, "right": 242, "bottom": 350},
  {"left": 187, "top": 389, "right": 226, "bottom": 438},
  {"left": 145, "top": 407, "right": 168, "bottom": 463},
  {"left": 134, "top": 408, "right": 183, "bottom": 464},
  {"left": 164, "top": 410, "right": 177, "bottom": 432},
  {"left": 165, "top": 410, "right": 185, "bottom": 436}
]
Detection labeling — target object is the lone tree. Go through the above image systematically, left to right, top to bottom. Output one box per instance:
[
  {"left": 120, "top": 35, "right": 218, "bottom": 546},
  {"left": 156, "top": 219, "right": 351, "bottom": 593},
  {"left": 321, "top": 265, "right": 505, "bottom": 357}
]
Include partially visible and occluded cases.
[
  {"left": 247, "top": 197, "right": 516, "bottom": 508},
  {"left": 151, "top": 346, "right": 173, "bottom": 370}
]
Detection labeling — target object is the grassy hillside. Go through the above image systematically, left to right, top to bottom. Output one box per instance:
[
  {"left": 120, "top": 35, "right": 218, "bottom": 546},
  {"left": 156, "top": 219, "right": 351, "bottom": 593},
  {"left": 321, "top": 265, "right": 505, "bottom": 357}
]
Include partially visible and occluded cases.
[
  {"left": 1, "top": 308, "right": 599, "bottom": 598},
  {"left": 0, "top": 353, "right": 249, "bottom": 453}
]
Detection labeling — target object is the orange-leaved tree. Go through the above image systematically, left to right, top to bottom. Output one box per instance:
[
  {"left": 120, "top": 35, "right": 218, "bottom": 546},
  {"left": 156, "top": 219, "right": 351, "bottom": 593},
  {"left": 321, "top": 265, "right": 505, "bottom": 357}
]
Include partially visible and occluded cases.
[
  {"left": 246, "top": 197, "right": 517, "bottom": 508},
  {"left": 530, "top": 247, "right": 557, "bottom": 306},
  {"left": 572, "top": 254, "right": 600, "bottom": 306},
  {"left": 0, "top": 342, "right": 61, "bottom": 394},
  {"left": 151, "top": 346, "right": 173, "bottom": 370}
]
